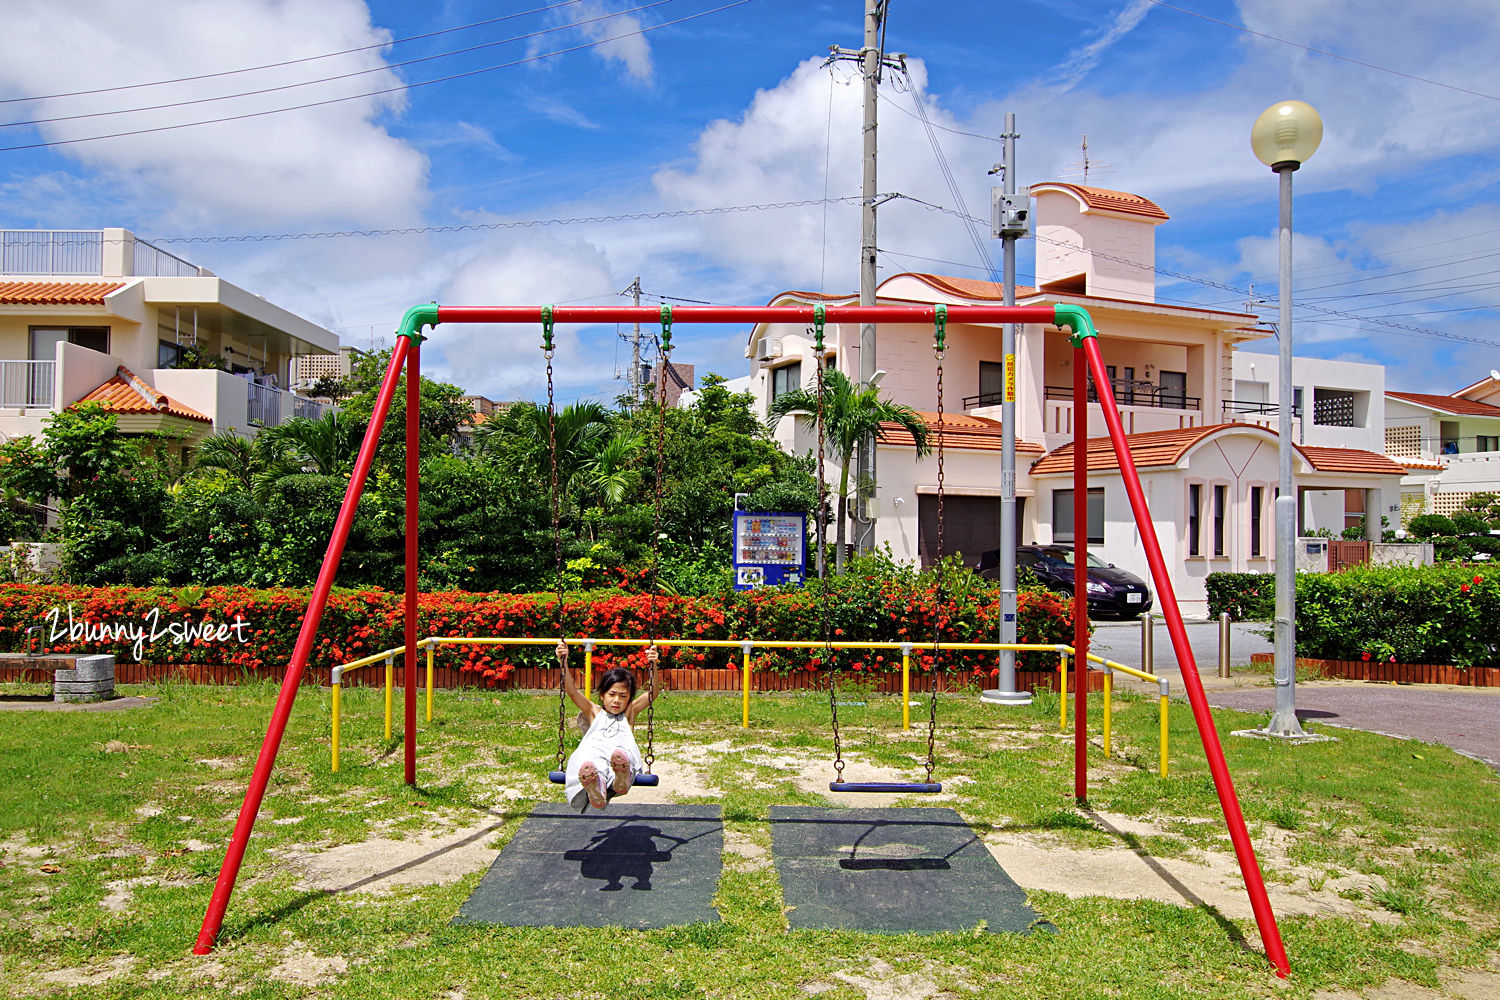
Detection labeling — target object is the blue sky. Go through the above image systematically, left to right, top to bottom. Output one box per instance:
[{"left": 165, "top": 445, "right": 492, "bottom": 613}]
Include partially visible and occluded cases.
[{"left": 2, "top": 0, "right": 1497, "bottom": 402}]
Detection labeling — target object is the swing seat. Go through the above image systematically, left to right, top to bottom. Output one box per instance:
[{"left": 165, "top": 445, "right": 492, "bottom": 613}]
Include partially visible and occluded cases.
[
  {"left": 548, "top": 770, "right": 659, "bottom": 787},
  {"left": 829, "top": 781, "right": 942, "bottom": 793}
]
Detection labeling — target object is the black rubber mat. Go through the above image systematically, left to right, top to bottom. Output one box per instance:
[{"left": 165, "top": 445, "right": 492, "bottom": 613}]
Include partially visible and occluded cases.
[
  {"left": 455, "top": 804, "right": 723, "bottom": 928},
  {"left": 769, "top": 806, "right": 1046, "bottom": 934}
]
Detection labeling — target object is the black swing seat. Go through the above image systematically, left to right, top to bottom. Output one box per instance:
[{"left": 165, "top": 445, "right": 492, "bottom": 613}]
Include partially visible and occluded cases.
[
  {"left": 548, "top": 770, "right": 659, "bottom": 786},
  {"left": 829, "top": 781, "right": 942, "bottom": 793}
]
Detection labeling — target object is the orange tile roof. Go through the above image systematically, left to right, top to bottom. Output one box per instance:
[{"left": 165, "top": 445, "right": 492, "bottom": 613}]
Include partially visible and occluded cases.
[
  {"left": 1030, "top": 182, "right": 1169, "bottom": 220},
  {"left": 892, "top": 274, "right": 1039, "bottom": 302},
  {"left": 0, "top": 280, "right": 125, "bottom": 305},
  {"left": 74, "top": 367, "right": 211, "bottom": 423},
  {"left": 1387, "top": 391, "right": 1500, "bottom": 417},
  {"left": 877, "top": 412, "right": 1045, "bottom": 454},
  {"left": 1030, "top": 423, "right": 1406, "bottom": 477},
  {"left": 1297, "top": 446, "right": 1408, "bottom": 476}
]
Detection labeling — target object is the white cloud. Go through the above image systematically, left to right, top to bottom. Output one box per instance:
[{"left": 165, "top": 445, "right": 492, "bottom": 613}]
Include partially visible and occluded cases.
[
  {"left": 0, "top": 0, "right": 428, "bottom": 230},
  {"left": 1055, "top": 0, "right": 1156, "bottom": 94}
]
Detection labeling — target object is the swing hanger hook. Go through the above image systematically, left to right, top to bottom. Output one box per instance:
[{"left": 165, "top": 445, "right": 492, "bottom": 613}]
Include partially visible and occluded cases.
[
  {"left": 933, "top": 303, "right": 947, "bottom": 360},
  {"left": 540, "top": 304, "right": 555, "bottom": 359},
  {"left": 659, "top": 304, "right": 673, "bottom": 354},
  {"left": 810, "top": 304, "right": 826, "bottom": 353}
]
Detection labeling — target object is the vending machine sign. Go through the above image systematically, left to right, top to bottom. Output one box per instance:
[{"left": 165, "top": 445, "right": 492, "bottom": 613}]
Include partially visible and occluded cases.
[{"left": 732, "top": 512, "right": 807, "bottom": 590}]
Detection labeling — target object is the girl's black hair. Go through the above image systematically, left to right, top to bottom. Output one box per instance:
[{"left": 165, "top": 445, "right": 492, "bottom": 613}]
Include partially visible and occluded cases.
[{"left": 594, "top": 667, "right": 637, "bottom": 701}]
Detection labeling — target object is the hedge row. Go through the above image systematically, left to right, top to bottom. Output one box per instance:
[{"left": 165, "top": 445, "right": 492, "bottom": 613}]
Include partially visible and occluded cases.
[
  {"left": 1207, "top": 565, "right": 1497, "bottom": 668},
  {"left": 0, "top": 580, "right": 1076, "bottom": 684}
]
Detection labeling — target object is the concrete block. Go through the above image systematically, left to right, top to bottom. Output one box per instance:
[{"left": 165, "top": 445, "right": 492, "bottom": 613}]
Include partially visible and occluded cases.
[
  {"left": 53, "top": 655, "right": 115, "bottom": 683},
  {"left": 54, "top": 680, "right": 114, "bottom": 702}
]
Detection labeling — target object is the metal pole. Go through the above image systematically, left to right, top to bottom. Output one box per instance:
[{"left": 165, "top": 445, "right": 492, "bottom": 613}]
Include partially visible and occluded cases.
[
  {"left": 854, "top": 0, "right": 882, "bottom": 558},
  {"left": 995, "top": 112, "right": 1028, "bottom": 704},
  {"left": 1266, "top": 164, "right": 1307, "bottom": 737},
  {"left": 629, "top": 277, "right": 642, "bottom": 403},
  {"left": 404, "top": 341, "right": 419, "bottom": 787},
  {"left": 1073, "top": 343, "right": 1089, "bottom": 802},
  {"left": 1218, "top": 611, "right": 1231, "bottom": 679},
  {"left": 1141, "top": 613, "right": 1154, "bottom": 674}
]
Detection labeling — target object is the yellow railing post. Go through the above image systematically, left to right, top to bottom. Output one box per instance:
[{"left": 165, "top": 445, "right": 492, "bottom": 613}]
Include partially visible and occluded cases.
[
  {"left": 741, "top": 640, "right": 753, "bottom": 728},
  {"left": 583, "top": 641, "right": 593, "bottom": 695},
  {"left": 425, "top": 642, "right": 434, "bottom": 723},
  {"left": 901, "top": 643, "right": 913, "bottom": 730},
  {"left": 1058, "top": 654, "right": 1068, "bottom": 731},
  {"left": 383, "top": 655, "right": 394, "bottom": 741},
  {"left": 1102, "top": 667, "right": 1112, "bottom": 758},
  {"left": 330, "top": 671, "right": 342, "bottom": 772},
  {"left": 1159, "top": 678, "right": 1171, "bottom": 777}
]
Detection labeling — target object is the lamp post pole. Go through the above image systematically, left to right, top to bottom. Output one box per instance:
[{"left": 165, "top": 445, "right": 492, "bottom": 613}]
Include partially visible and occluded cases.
[{"left": 1250, "top": 100, "right": 1322, "bottom": 739}]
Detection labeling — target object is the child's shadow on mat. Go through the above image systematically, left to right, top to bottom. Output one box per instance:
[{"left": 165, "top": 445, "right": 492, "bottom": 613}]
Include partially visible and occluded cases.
[{"left": 563, "top": 824, "right": 688, "bottom": 892}]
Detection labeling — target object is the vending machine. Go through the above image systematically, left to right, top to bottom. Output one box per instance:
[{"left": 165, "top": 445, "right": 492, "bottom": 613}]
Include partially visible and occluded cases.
[{"left": 732, "top": 512, "right": 807, "bottom": 590}]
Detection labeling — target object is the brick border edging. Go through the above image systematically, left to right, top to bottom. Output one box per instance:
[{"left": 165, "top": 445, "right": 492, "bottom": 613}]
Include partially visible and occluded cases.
[
  {"left": 1249, "top": 653, "right": 1500, "bottom": 687},
  {"left": 0, "top": 661, "right": 1105, "bottom": 694}
]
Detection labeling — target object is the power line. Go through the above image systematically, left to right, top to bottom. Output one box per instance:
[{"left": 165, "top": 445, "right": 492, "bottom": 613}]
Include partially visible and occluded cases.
[
  {"left": 0, "top": 0, "right": 588, "bottom": 106},
  {"left": 1146, "top": 0, "right": 1500, "bottom": 103},
  {"left": 0, "top": 1, "right": 749, "bottom": 153},
  {"left": 1, "top": 1, "right": 671, "bottom": 130},
  {"left": 145, "top": 195, "right": 863, "bottom": 244}
]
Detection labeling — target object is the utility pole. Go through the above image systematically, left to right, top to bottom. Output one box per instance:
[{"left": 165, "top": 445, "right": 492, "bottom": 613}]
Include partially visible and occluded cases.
[
  {"left": 829, "top": 0, "right": 900, "bottom": 561},
  {"left": 984, "top": 112, "right": 1032, "bottom": 706},
  {"left": 625, "top": 276, "right": 643, "bottom": 403}
]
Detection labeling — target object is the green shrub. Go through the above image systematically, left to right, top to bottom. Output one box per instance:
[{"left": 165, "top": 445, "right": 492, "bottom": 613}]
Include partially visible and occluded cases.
[
  {"left": 1451, "top": 511, "right": 1489, "bottom": 535},
  {"left": 1408, "top": 513, "right": 1456, "bottom": 539},
  {"left": 1295, "top": 564, "right": 1497, "bottom": 668},
  {"left": 1205, "top": 572, "right": 1274, "bottom": 621}
]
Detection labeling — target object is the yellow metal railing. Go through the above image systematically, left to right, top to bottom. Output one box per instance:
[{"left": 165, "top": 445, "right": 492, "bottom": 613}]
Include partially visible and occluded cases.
[{"left": 326, "top": 636, "right": 1170, "bottom": 777}]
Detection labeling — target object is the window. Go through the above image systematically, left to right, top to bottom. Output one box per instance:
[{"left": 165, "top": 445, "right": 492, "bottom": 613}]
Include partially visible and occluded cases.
[
  {"left": 29, "top": 326, "right": 108, "bottom": 360},
  {"left": 159, "top": 340, "right": 184, "bottom": 368},
  {"left": 979, "top": 361, "right": 1005, "bottom": 405},
  {"left": 770, "top": 362, "right": 801, "bottom": 401},
  {"left": 1104, "top": 365, "right": 1136, "bottom": 404},
  {"left": 1291, "top": 386, "right": 1303, "bottom": 417},
  {"left": 1312, "top": 387, "right": 1360, "bottom": 426},
  {"left": 1477, "top": 435, "right": 1499, "bottom": 452},
  {"left": 1188, "top": 484, "right": 1202, "bottom": 556},
  {"left": 1212, "top": 484, "right": 1227, "bottom": 557},
  {"left": 1250, "top": 486, "right": 1264, "bottom": 558},
  {"left": 1052, "top": 487, "right": 1104, "bottom": 544}
]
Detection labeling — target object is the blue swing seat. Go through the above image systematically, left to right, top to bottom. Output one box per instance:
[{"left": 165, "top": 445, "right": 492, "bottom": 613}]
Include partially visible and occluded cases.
[
  {"left": 548, "top": 770, "right": 659, "bottom": 786},
  {"left": 829, "top": 781, "right": 942, "bottom": 793}
]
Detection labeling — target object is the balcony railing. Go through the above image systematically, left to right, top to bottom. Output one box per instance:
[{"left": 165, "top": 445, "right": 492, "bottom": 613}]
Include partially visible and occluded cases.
[
  {"left": 1, "top": 231, "right": 102, "bottom": 276},
  {"left": 0, "top": 360, "right": 56, "bottom": 408},
  {"left": 1040, "top": 382, "right": 1201, "bottom": 410},
  {"left": 292, "top": 395, "right": 326, "bottom": 421},
  {"left": 1222, "top": 399, "right": 1302, "bottom": 419}
]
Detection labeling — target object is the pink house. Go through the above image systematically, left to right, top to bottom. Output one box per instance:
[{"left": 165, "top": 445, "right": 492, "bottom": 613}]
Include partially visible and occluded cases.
[{"left": 747, "top": 183, "right": 1406, "bottom": 613}]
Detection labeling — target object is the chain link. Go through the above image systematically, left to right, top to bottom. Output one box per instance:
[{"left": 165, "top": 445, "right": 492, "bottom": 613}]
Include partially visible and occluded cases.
[
  {"left": 642, "top": 334, "right": 672, "bottom": 774},
  {"left": 926, "top": 341, "right": 945, "bottom": 784},
  {"left": 547, "top": 349, "right": 568, "bottom": 773},
  {"left": 815, "top": 349, "right": 843, "bottom": 782}
]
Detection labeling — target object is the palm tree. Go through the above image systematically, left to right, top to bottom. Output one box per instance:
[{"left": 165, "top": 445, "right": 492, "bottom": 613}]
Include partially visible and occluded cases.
[
  {"left": 768, "top": 368, "right": 930, "bottom": 574},
  {"left": 263, "top": 413, "right": 359, "bottom": 477},
  {"left": 189, "top": 431, "right": 301, "bottom": 503}
]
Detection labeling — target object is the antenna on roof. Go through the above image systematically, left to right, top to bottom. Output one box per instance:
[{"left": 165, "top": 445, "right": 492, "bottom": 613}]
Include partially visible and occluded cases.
[{"left": 1059, "top": 133, "right": 1112, "bottom": 184}]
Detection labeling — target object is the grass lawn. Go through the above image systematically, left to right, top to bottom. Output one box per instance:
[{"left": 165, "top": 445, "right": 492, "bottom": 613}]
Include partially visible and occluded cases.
[{"left": 0, "top": 676, "right": 1497, "bottom": 999}]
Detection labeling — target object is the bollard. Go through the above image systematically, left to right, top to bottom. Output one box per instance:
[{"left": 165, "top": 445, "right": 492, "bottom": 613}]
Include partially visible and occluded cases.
[
  {"left": 1218, "top": 611, "right": 1231, "bottom": 679},
  {"left": 1140, "top": 613, "right": 1153, "bottom": 674}
]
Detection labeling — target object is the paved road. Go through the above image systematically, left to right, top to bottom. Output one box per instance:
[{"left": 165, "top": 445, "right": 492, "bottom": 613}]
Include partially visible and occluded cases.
[{"left": 1203, "top": 683, "right": 1500, "bottom": 771}]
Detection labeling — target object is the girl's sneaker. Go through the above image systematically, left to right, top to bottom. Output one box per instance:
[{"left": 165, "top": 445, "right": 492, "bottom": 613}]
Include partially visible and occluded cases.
[
  {"left": 609, "top": 750, "right": 633, "bottom": 795},
  {"left": 578, "top": 763, "right": 607, "bottom": 809}
]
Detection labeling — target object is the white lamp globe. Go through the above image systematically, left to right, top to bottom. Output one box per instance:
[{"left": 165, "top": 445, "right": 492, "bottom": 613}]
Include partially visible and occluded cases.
[{"left": 1251, "top": 100, "right": 1323, "bottom": 168}]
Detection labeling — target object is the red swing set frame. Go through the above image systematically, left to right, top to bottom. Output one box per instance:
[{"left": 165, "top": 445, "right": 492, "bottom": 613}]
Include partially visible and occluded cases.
[{"left": 192, "top": 302, "right": 1292, "bottom": 978}]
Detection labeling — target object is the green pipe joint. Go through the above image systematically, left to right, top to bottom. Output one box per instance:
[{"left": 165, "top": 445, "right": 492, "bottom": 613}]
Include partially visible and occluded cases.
[
  {"left": 396, "top": 303, "right": 439, "bottom": 344},
  {"left": 1053, "top": 303, "right": 1099, "bottom": 348}
]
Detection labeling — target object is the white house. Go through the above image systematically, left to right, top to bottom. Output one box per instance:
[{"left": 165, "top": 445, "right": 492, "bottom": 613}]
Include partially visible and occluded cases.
[
  {"left": 745, "top": 183, "right": 1406, "bottom": 614},
  {"left": 0, "top": 228, "right": 336, "bottom": 446},
  {"left": 1384, "top": 372, "right": 1500, "bottom": 520}
]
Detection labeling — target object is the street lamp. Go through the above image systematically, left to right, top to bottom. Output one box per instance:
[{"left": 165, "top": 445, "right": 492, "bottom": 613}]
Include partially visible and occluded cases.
[{"left": 1251, "top": 100, "right": 1321, "bottom": 739}]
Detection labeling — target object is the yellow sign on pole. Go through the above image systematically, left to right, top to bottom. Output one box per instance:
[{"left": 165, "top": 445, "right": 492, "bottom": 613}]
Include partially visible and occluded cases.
[{"left": 1004, "top": 354, "right": 1016, "bottom": 402}]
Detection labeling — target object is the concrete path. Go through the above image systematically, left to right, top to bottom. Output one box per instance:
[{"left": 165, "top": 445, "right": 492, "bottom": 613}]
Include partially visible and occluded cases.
[{"left": 1087, "top": 618, "right": 1272, "bottom": 676}]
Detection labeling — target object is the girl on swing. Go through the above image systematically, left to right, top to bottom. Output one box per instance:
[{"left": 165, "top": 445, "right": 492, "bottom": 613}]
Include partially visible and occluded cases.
[{"left": 558, "top": 642, "right": 661, "bottom": 811}]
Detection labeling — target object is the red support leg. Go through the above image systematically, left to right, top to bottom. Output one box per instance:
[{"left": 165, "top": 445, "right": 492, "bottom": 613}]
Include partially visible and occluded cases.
[
  {"left": 193, "top": 337, "right": 413, "bottom": 955},
  {"left": 1081, "top": 337, "right": 1290, "bottom": 978},
  {"left": 405, "top": 341, "right": 420, "bottom": 787},
  {"left": 1073, "top": 345, "right": 1089, "bottom": 802}
]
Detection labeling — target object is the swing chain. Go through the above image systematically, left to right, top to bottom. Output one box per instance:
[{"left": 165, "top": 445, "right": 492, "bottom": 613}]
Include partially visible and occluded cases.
[
  {"left": 641, "top": 313, "right": 671, "bottom": 774},
  {"left": 926, "top": 317, "right": 946, "bottom": 784},
  {"left": 814, "top": 321, "right": 842, "bottom": 782},
  {"left": 546, "top": 342, "right": 568, "bottom": 772},
  {"left": 555, "top": 642, "right": 568, "bottom": 771},
  {"left": 643, "top": 644, "right": 658, "bottom": 772}
]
